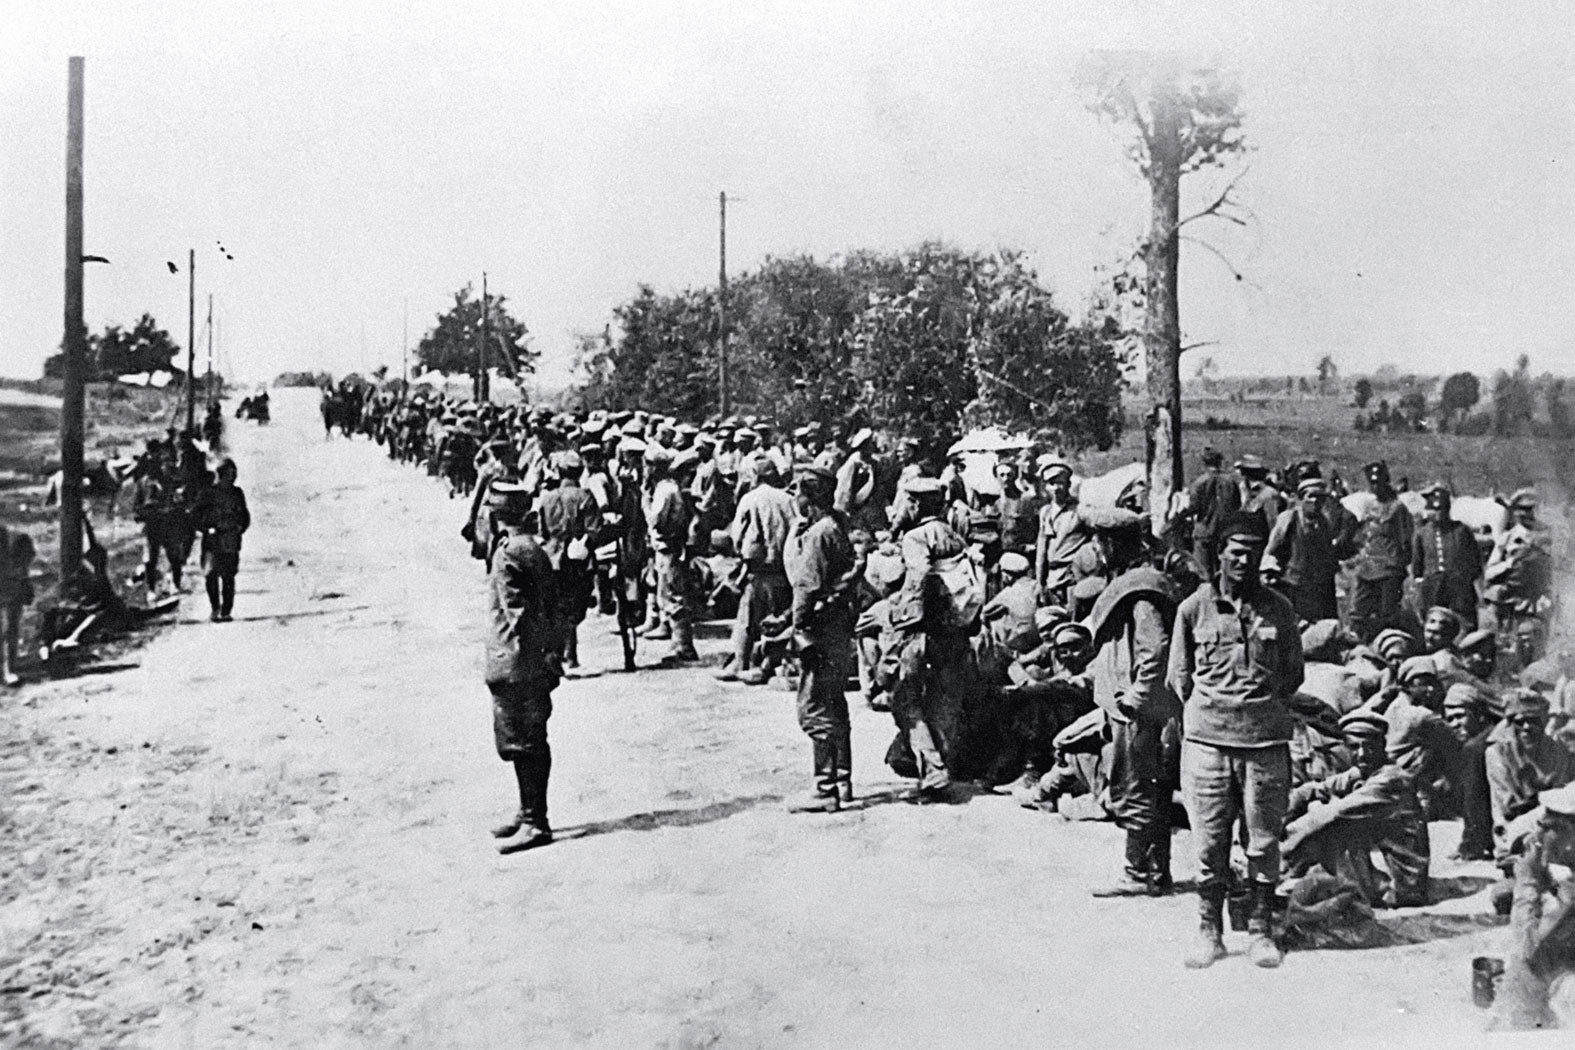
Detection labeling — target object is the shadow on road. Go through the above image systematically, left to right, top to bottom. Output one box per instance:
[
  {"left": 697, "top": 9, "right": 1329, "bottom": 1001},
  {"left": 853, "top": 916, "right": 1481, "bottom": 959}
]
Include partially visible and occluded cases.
[
  {"left": 216, "top": 605, "right": 373, "bottom": 624},
  {"left": 556, "top": 793, "right": 783, "bottom": 839}
]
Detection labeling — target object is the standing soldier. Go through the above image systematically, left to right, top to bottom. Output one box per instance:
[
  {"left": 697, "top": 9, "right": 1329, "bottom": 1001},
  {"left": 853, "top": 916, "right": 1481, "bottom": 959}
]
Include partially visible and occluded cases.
[
  {"left": 133, "top": 442, "right": 183, "bottom": 597},
  {"left": 1187, "top": 446, "right": 1239, "bottom": 581},
  {"left": 645, "top": 449, "right": 699, "bottom": 664},
  {"left": 536, "top": 451, "right": 601, "bottom": 670},
  {"left": 1034, "top": 457, "right": 1087, "bottom": 607},
  {"left": 192, "top": 458, "right": 251, "bottom": 622},
  {"left": 717, "top": 458, "right": 796, "bottom": 684},
  {"left": 1351, "top": 459, "right": 1414, "bottom": 642},
  {"left": 782, "top": 465, "right": 858, "bottom": 812},
  {"left": 1262, "top": 474, "right": 1340, "bottom": 623},
  {"left": 889, "top": 477, "right": 972, "bottom": 802},
  {"left": 485, "top": 482, "right": 561, "bottom": 855},
  {"left": 1411, "top": 483, "right": 1483, "bottom": 630},
  {"left": 1084, "top": 507, "right": 1182, "bottom": 898},
  {"left": 1169, "top": 511, "right": 1304, "bottom": 970}
]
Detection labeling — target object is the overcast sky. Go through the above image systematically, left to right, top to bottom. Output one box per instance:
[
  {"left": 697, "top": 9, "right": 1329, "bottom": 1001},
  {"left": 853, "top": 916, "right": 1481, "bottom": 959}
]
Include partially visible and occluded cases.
[{"left": 4, "top": 1, "right": 1573, "bottom": 388}]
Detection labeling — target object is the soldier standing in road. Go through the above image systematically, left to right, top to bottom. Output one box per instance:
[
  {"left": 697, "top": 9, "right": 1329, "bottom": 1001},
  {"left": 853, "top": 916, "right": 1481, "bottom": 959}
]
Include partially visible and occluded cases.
[
  {"left": 536, "top": 451, "right": 601, "bottom": 671},
  {"left": 193, "top": 458, "right": 251, "bottom": 622},
  {"left": 782, "top": 465, "right": 858, "bottom": 812},
  {"left": 486, "top": 482, "right": 561, "bottom": 854},
  {"left": 1411, "top": 482, "right": 1483, "bottom": 631}
]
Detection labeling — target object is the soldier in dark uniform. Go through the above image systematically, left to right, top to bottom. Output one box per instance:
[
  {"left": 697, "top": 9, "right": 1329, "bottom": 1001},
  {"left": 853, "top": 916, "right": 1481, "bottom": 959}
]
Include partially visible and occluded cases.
[
  {"left": 536, "top": 451, "right": 601, "bottom": 670},
  {"left": 192, "top": 458, "right": 251, "bottom": 622},
  {"left": 782, "top": 464, "right": 858, "bottom": 812},
  {"left": 485, "top": 483, "right": 562, "bottom": 854}
]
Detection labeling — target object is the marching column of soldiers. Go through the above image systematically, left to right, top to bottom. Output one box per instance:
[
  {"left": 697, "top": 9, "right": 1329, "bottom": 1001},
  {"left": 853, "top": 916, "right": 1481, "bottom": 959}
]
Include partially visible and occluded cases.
[{"left": 347, "top": 387, "right": 1573, "bottom": 987}]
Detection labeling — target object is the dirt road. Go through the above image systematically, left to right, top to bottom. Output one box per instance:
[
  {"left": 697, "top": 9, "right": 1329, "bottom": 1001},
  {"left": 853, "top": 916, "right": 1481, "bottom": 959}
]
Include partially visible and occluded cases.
[{"left": 1, "top": 390, "right": 1562, "bottom": 1049}]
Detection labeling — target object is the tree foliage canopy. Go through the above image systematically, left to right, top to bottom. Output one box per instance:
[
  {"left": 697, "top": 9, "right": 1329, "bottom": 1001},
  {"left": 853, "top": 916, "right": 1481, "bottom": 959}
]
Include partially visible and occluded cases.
[
  {"left": 1082, "top": 53, "right": 1246, "bottom": 178},
  {"left": 574, "top": 245, "right": 1129, "bottom": 453},
  {"left": 416, "top": 284, "right": 534, "bottom": 377},
  {"left": 44, "top": 313, "right": 181, "bottom": 379}
]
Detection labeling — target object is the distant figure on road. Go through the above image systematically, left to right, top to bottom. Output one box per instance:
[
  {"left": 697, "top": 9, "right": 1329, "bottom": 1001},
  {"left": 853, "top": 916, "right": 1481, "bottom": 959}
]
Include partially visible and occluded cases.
[
  {"left": 193, "top": 458, "right": 251, "bottom": 622},
  {"left": 485, "top": 483, "right": 561, "bottom": 855}
]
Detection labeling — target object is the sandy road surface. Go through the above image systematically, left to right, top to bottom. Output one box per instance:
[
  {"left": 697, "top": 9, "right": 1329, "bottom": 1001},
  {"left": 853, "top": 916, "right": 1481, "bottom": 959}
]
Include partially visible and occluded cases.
[{"left": 1, "top": 389, "right": 1564, "bottom": 1049}]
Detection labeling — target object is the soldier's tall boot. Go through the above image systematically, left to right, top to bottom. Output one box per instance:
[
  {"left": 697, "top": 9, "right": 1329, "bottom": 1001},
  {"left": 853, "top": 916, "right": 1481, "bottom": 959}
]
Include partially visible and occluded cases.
[
  {"left": 834, "top": 725, "right": 854, "bottom": 805},
  {"left": 789, "top": 740, "right": 840, "bottom": 813},
  {"left": 1091, "top": 830, "right": 1155, "bottom": 897},
  {"left": 1246, "top": 883, "right": 1284, "bottom": 969},
  {"left": 1184, "top": 887, "right": 1228, "bottom": 969}
]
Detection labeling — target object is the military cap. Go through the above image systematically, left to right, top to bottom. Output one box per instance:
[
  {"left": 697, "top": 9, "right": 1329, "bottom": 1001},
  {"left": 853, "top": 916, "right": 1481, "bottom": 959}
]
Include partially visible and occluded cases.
[
  {"left": 609, "top": 410, "right": 634, "bottom": 426},
  {"left": 581, "top": 417, "right": 607, "bottom": 437},
  {"left": 620, "top": 419, "right": 644, "bottom": 437},
  {"left": 676, "top": 423, "right": 699, "bottom": 437},
  {"left": 753, "top": 423, "right": 774, "bottom": 437},
  {"left": 792, "top": 425, "right": 813, "bottom": 440},
  {"left": 848, "top": 428, "right": 874, "bottom": 451},
  {"left": 734, "top": 429, "right": 758, "bottom": 445},
  {"left": 694, "top": 432, "right": 717, "bottom": 449},
  {"left": 617, "top": 436, "right": 647, "bottom": 456},
  {"left": 579, "top": 441, "right": 605, "bottom": 457},
  {"left": 1201, "top": 445, "right": 1223, "bottom": 465},
  {"left": 644, "top": 446, "right": 674, "bottom": 469},
  {"left": 670, "top": 449, "right": 700, "bottom": 474},
  {"left": 555, "top": 450, "right": 584, "bottom": 472},
  {"left": 1234, "top": 454, "right": 1266, "bottom": 473},
  {"left": 1037, "top": 455, "right": 1073, "bottom": 479},
  {"left": 755, "top": 457, "right": 783, "bottom": 485},
  {"left": 1362, "top": 459, "right": 1389, "bottom": 477},
  {"left": 792, "top": 463, "right": 835, "bottom": 487},
  {"left": 1297, "top": 475, "right": 1329, "bottom": 496},
  {"left": 903, "top": 476, "right": 947, "bottom": 497},
  {"left": 1419, "top": 481, "right": 1451, "bottom": 500},
  {"left": 1509, "top": 487, "right": 1538, "bottom": 509},
  {"left": 1217, "top": 510, "right": 1269, "bottom": 546},
  {"left": 998, "top": 552, "right": 1031, "bottom": 576},
  {"left": 1033, "top": 605, "right": 1070, "bottom": 636},
  {"left": 1425, "top": 606, "right": 1463, "bottom": 632},
  {"left": 1051, "top": 621, "right": 1092, "bottom": 647},
  {"left": 1373, "top": 627, "right": 1418, "bottom": 659},
  {"left": 1456, "top": 629, "right": 1495, "bottom": 655},
  {"left": 1397, "top": 655, "right": 1440, "bottom": 684},
  {"left": 1519, "top": 659, "right": 1562, "bottom": 691},
  {"left": 1444, "top": 681, "right": 1495, "bottom": 712},
  {"left": 1504, "top": 688, "right": 1551, "bottom": 719},
  {"left": 1338, "top": 710, "right": 1389, "bottom": 739},
  {"left": 1537, "top": 783, "right": 1575, "bottom": 817}
]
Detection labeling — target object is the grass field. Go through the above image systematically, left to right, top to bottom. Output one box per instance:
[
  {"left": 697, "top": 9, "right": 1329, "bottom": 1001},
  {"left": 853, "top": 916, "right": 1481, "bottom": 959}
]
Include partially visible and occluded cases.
[
  {"left": 1, "top": 381, "right": 191, "bottom": 657},
  {"left": 1076, "top": 392, "right": 1575, "bottom": 500}
]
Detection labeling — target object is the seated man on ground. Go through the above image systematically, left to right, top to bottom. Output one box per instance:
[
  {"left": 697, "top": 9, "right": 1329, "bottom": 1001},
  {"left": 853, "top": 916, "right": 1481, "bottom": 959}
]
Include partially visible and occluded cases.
[
  {"left": 1486, "top": 688, "right": 1575, "bottom": 863},
  {"left": 1282, "top": 709, "right": 1431, "bottom": 909}
]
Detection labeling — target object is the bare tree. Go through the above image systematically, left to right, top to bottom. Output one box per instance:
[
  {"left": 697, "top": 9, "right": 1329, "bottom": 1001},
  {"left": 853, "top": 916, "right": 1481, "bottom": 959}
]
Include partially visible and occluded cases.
[{"left": 1084, "top": 53, "right": 1246, "bottom": 528}]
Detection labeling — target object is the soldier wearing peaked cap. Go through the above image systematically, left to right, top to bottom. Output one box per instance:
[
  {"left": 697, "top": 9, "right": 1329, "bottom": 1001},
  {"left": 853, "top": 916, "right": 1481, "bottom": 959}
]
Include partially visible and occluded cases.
[
  {"left": 1187, "top": 446, "right": 1240, "bottom": 582},
  {"left": 536, "top": 447, "right": 601, "bottom": 671},
  {"left": 1351, "top": 458, "right": 1414, "bottom": 644},
  {"left": 781, "top": 460, "right": 859, "bottom": 812},
  {"left": 1264, "top": 469, "right": 1340, "bottom": 623},
  {"left": 886, "top": 471, "right": 972, "bottom": 802},
  {"left": 485, "top": 480, "right": 561, "bottom": 855},
  {"left": 1411, "top": 482, "right": 1483, "bottom": 631},
  {"left": 1170, "top": 510, "right": 1302, "bottom": 969},
  {"left": 1487, "top": 689, "right": 1575, "bottom": 861},
  {"left": 1282, "top": 706, "right": 1431, "bottom": 909}
]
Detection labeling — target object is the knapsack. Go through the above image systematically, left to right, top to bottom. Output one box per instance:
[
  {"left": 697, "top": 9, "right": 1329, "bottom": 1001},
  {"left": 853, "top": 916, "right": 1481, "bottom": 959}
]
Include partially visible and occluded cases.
[{"left": 926, "top": 550, "right": 984, "bottom": 631}]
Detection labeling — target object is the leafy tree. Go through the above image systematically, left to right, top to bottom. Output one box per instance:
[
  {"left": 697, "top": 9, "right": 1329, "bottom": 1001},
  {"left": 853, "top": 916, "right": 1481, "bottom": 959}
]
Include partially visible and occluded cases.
[
  {"left": 1084, "top": 53, "right": 1246, "bottom": 526},
  {"left": 416, "top": 284, "right": 534, "bottom": 379},
  {"left": 575, "top": 286, "right": 718, "bottom": 420},
  {"left": 44, "top": 313, "right": 181, "bottom": 379},
  {"left": 1315, "top": 354, "right": 1338, "bottom": 393},
  {"left": 1492, "top": 354, "right": 1536, "bottom": 437},
  {"left": 1437, "top": 371, "right": 1480, "bottom": 431},
  {"left": 1353, "top": 377, "right": 1373, "bottom": 409},
  {"left": 1546, "top": 378, "right": 1572, "bottom": 439},
  {"left": 1397, "top": 389, "right": 1428, "bottom": 431}
]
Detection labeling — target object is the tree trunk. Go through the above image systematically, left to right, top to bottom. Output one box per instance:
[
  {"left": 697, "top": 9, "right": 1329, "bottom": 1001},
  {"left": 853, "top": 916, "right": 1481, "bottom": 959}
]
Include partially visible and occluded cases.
[{"left": 1144, "top": 93, "right": 1184, "bottom": 536}]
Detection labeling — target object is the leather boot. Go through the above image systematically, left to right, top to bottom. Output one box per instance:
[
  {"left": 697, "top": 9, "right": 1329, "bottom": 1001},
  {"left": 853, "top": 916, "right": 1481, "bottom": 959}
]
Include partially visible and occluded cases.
[
  {"left": 1148, "top": 828, "right": 1174, "bottom": 897},
  {"left": 1092, "top": 831, "right": 1155, "bottom": 897},
  {"left": 1246, "top": 883, "right": 1284, "bottom": 969},
  {"left": 1184, "top": 889, "right": 1228, "bottom": 969}
]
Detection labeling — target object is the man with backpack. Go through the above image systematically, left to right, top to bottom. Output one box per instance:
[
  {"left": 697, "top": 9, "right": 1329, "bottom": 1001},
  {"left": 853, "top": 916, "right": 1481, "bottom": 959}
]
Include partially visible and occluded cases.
[
  {"left": 888, "top": 476, "right": 976, "bottom": 803},
  {"left": 1084, "top": 507, "right": 1182, "bottom": 899}
]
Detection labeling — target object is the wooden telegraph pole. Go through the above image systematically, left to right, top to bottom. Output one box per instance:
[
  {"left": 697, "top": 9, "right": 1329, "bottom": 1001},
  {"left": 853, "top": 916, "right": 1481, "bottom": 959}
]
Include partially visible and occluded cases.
[
  {"left": 59, "top": 57, "right": 86, "bottom": 576},
  {"left": 717, "top": 191, "right": 728, "bottom": 418},
  {"left": 185, "top": 247, "right": 196, "bottom": 432},
  {"left": 479, "top": 273, "right": 490, "bottom": 403}
]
